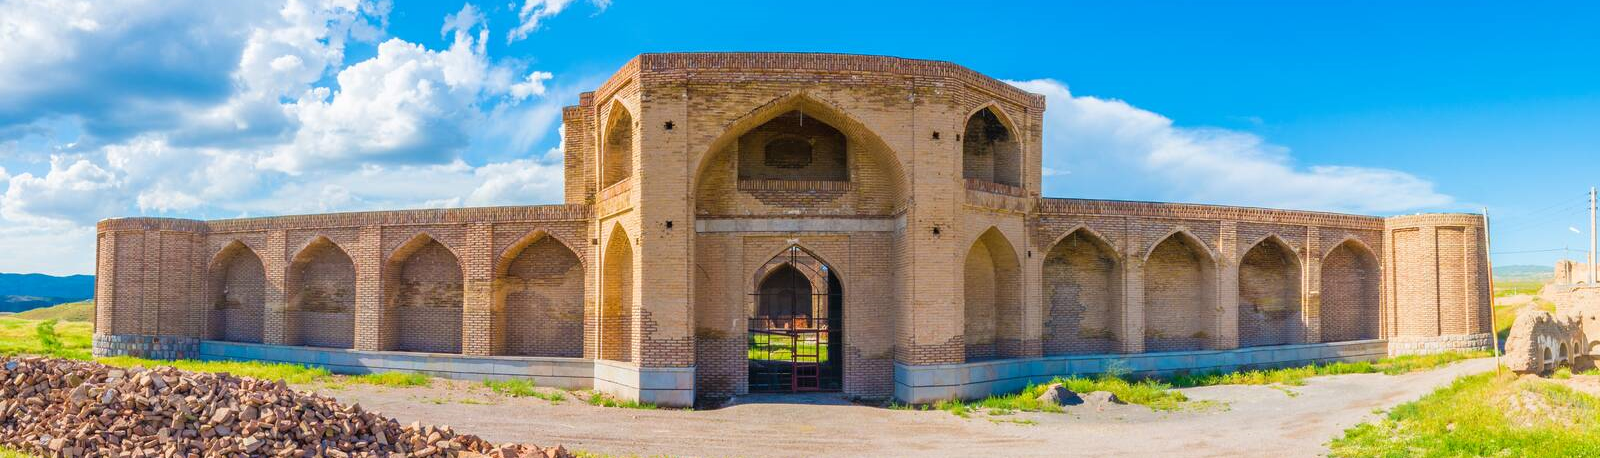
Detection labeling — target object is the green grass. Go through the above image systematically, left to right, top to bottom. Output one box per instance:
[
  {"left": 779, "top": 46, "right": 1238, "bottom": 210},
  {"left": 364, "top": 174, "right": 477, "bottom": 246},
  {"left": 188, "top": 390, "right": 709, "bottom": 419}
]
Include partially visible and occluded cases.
[
  {"left": 1494, "top": 279, "right": 1547, "bottom": 297},
  {"left": 11, "top": 300, "right": 94, "bottom": 322},
  {"left": 0, "top": 316, "right": 92, "bottom": 359},
  {"left": 0, "top": 316, "right": 441, "bottom": 388},
  {"left": 747, "top": 333, "right": 830, "bottom": 363},
  {"left": 910, "top": 350, "right": 1490, "bottom": 418},
  {"left": 1167, "top": 350, "right": 1492, "bottom": 388},
  {"left": 96, "top": 356, "right": 332, "bottom": 384},
  {"left": 343, "top": 371, "right": 432, "bottom": 387},
  {"left": 916, "top": 372, "right": 1194, "bottom": 416},
  {"left": 1329, "top": 372, "right": 1600, "bottom": 457},
  {"left": 484, "top": 379, "right": 567, "bottom": 403},
  {"left": 585, "top": 392, "right": 658, "bottom": 409},
  {"left": 0, "top": 447, "right": 36, "bottom": 458}
]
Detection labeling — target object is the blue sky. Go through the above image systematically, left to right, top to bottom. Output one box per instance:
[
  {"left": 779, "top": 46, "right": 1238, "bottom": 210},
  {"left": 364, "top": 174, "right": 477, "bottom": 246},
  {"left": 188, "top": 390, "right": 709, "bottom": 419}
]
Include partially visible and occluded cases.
[{"left": 0, "top": 0, "right": 1597, "bottom": 275}]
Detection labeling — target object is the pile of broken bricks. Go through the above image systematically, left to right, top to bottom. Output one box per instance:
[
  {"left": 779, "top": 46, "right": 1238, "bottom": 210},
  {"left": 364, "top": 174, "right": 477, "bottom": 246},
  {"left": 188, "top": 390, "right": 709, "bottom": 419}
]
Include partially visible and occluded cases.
[{"left": 0, "top": 357, "right": 573, "bottom": 457}]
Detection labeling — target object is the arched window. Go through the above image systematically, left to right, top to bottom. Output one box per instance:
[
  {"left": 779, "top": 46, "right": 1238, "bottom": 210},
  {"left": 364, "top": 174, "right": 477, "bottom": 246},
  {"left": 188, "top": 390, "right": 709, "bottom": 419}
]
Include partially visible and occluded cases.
[
  {"left": 601, "top": 103, "right": 634, "bottom": 189},
  {"left": 962, "top": 107, "right": 1021, "bottom": 188},
  {"left": 738, "top": 111, "right": 847, "bottom": 181}
]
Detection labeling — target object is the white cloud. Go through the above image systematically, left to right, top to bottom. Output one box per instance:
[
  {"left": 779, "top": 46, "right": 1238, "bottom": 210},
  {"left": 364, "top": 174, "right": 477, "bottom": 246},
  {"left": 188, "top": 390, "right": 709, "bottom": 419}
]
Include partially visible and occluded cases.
[
  {"left": 508, "top": 0, "right": 574, "bottom": 43},
  {"left": 0, "top": 1, "right": 592, "bottom": 274},
  {"left": 262, "top": 3, "right": 553, "bottom": 173},
  {"left": 1008, "top": 79, "right": 1452, "bottom": 214},
  {"left": 1, "top": 156, "right": 125, "bottom": 226}
]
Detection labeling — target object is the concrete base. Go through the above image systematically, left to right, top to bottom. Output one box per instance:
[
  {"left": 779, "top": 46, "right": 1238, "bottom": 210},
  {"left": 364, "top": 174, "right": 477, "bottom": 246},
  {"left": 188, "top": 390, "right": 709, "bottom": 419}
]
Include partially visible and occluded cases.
[
  {"left": 1387, "top": 333, "right": 1493, "bottom": 356},
  {"left": 894, "top": 339, "right": 1388, "bottom": 403},
  {"left": 196, "top": 341, "right": 594, "bottom": 389},
  {"left": 592, "top": 359, "right": 696, "bottom": 407}
]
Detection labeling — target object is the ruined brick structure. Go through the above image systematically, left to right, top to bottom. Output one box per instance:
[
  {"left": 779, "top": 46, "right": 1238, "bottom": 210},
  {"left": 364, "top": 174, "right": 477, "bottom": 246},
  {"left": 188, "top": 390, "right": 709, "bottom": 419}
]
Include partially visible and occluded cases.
[{"left": 93, "top": 53, "right": 1492, "bottom": 406}]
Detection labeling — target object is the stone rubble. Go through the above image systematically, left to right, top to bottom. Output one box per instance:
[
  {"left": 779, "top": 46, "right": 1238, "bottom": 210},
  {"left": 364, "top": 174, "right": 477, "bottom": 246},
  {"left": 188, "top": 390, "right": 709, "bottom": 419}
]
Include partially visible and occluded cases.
[{"left": 0, "top": 357, "right": 573, "bottom": 458}]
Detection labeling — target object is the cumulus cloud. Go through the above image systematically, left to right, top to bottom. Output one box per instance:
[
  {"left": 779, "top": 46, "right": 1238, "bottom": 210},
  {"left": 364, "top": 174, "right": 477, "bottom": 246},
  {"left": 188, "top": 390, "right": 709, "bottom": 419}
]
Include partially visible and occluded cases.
[
  {"left": 0, "top": 1, "right": 591, "bottom": 274},
  {"left": 261, "top": 3, "right": 551, "bottom": 172},
  {"left": 1008, "top": 79, "right": 1452, "bottom": 214},
  {"left": 1, "top": 156, "right": 126, "bottom": 226}
]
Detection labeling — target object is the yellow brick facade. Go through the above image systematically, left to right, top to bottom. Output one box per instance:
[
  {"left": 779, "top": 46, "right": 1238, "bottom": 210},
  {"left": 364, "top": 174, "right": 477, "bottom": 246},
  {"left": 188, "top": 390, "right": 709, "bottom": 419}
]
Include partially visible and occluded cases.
[{"left": 93, "top": 53, "right": 1492, "bottom": 404}]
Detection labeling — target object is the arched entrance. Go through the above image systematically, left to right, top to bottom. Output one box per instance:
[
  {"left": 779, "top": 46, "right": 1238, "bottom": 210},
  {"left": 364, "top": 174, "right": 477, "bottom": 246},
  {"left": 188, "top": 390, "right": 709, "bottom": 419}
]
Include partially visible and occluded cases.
[{"left": 748, "top": 246, "right": 843, "bottom": 392}]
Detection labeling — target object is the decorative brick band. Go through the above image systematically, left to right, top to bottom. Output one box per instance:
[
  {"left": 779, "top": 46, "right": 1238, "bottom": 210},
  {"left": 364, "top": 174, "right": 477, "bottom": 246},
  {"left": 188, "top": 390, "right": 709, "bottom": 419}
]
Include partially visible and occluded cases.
[
  {"left": 636, "top": 52, "right": 1045, "bottom": 109},
  {"left": 965, "top": 178, "right": 1026, "bottom": 197},
  {"left": 737, "top": 179, "right": 855, "bottom": 192},
  {"left": 1039, "top": 198, "right": 1385, "bottom": 230},
  {"left": 1386, "top": 333, "right": 1494, "bottom": 356},
  {"left": 92, "top": 334, "right": 200, "bottom": 360}
]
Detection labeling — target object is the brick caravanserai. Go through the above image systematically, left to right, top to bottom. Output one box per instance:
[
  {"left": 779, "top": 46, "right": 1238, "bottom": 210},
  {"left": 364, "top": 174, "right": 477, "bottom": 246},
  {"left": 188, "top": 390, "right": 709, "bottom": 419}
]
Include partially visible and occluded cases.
[{"left": 94, "top": 53, "right": 1492, "bottom": 407}]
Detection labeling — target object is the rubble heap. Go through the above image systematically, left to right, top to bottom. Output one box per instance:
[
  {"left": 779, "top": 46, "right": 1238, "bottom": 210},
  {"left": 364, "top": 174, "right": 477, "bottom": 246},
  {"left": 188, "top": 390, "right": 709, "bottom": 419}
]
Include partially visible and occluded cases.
[{"left": 0, "top": 357, "right": 572, "bottom": 457}]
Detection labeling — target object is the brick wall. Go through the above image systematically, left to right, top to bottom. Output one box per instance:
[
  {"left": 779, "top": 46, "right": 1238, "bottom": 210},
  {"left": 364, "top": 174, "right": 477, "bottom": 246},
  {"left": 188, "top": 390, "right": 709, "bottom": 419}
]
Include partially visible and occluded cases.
[
  {"left": 93, "top": 53, "right": 1492, "bottom": 402},
  {"left": 1041, "top": 230, "right": 1121, "bottom": 355},
  {"left": 1144, "top": 234, "right": 1217, "bottom": 352},
  {"left": 501, "top": 236, "right": 586, "bottom": 357},
  {"left": 290, "top": 238, "right": 356, "bottom": 348},
  {"left": 389, "top": 239, "right": 464, "bottom": 354},
  {"left": 1237, "top": 239, "right": 1303, "bottom": 347},
  {"left": 1321, "top": 240, "right": 1380, "bottom": 341},
  {"left": 209, "top": 242, "right": 265, "bottom": 343}
]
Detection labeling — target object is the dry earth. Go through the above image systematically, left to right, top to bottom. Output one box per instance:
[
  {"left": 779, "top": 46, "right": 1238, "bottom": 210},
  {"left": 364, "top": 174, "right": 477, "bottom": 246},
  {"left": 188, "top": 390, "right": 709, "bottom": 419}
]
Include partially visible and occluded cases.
[{"left": 311, "top": 357, "right": 1496, "bottom": 458}]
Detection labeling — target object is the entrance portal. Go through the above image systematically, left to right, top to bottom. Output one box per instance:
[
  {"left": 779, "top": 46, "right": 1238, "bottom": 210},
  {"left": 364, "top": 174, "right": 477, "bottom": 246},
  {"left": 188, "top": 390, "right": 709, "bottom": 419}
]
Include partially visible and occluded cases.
[{"left": 748, "top": 246, "right": 843, "bottom": 392}]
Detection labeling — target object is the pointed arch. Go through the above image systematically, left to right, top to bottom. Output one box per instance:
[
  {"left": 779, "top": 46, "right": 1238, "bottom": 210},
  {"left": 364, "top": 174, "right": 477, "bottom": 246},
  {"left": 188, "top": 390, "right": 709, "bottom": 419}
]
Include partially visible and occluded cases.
[
  {"left": 692, "top": 91, "right": 909, "bottom": 200},
  {"left": 601, "top": 100, "right": 635, "bottom": 189},
  {"left": 962, "top": 105, "right": 1022, "bottom": 188},
  {"left": 600, "top": 223, "right": 636, "bottom": 362},
  {"left": 964, "top": 227, "right": 1025, "bottom": 361},
  {"left": 1042, "top": 227, "right": 1123, "bottom": 355},
  {"left": 1142, "top": 228, "right": 1217, "bottom": 262},
  {"left": 496, "top": 229, "right": 586, "bottom": 357},
  {"left": 1144, "top": 230, "right": 1219, "bottom": 352},
  {"left": 383, "top": 232, "right": 464, "bottom": 354},
  {"left": 1238, "top": 235, "right": 1305, "bottom": 347},
  {"left": 288, "top": 236, "right": 355, "bottom": 349},
  {"left": 1321, "top": 238, "right": 1381, "bottom": 342},
  {"left": 208, "top": 240, "right": 265, "bottom": 343},
  {"left": 746, "top": 243, "right": 845, "bottom": 392}
]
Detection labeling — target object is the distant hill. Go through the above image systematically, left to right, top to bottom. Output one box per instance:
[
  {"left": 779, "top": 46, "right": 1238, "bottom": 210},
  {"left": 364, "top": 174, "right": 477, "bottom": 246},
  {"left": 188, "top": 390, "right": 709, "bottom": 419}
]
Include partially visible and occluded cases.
[
  {"left": 1494, "top": 264, "right": 1552, "bottom": 282},
  {"left": 0, "top": 273, "right": 94, "bottom": 313},
  {"left": 12, "top": 300, "right": 94, "bottom": 322}
]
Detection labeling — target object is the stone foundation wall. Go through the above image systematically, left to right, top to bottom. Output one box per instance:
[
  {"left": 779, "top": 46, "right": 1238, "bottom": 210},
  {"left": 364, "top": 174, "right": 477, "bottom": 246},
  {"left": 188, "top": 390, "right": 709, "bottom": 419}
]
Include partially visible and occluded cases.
[
  {"left": 1386, "top": 333, "right": 1494, "bottom": 356},
  {"left": 92, "top": 334, "right": 200, "bottom": 360}
]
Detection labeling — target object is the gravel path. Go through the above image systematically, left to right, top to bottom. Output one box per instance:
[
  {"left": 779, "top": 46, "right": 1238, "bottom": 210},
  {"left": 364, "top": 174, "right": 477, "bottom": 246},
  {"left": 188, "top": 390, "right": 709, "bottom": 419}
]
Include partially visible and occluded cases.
[{"left": 315, "top": 358, "right": 1495, "bottom": 458}]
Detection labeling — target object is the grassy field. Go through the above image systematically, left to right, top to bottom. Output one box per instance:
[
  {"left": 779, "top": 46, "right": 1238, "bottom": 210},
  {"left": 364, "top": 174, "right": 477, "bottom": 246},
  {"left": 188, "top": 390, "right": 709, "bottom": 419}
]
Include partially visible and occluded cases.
[
  {"left": 1494, "top": 279, "right": 1547, "bottom": 297},
  {"left": 10, "top": 300, "right": 93, "bottom": 322},
  {"left": 0, "top": 315, "right": 433, "bottom": 388},
  {"left": 748, "top": 333, "right": 830, "bottom": 363},
  {"left": 911, "top": 350, "right": 1491, "bottom": 417},
  {"left": 1329, "top": 372, "right": 1600, "bottom": 457}
]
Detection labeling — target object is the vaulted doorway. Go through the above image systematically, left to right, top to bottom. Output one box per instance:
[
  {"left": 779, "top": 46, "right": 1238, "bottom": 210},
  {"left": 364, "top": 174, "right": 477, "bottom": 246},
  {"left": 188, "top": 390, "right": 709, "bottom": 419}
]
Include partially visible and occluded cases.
[{"left": 748, "top": 246, "right": 843, "bottom": 393}]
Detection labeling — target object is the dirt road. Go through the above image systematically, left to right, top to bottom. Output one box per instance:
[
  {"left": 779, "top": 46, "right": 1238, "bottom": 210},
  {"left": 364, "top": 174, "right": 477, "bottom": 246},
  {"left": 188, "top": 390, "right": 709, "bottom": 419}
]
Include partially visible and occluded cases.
[{"left": 317, "top": 358, "right": 1495, "bottom": 458}]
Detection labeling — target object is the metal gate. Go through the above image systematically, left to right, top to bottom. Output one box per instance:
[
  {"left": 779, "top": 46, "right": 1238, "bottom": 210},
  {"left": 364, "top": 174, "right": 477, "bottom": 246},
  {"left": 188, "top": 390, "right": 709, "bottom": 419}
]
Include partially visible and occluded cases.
[{"left": 748, "top": 247, "right": 841, "bottom": 393}]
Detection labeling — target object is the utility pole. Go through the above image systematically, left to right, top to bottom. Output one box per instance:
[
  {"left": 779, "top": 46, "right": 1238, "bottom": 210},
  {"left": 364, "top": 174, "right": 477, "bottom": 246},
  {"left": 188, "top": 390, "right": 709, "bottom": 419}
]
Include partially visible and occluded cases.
[{"left": 1591, "top": 187, "right": 1597, "bottom": 284}]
